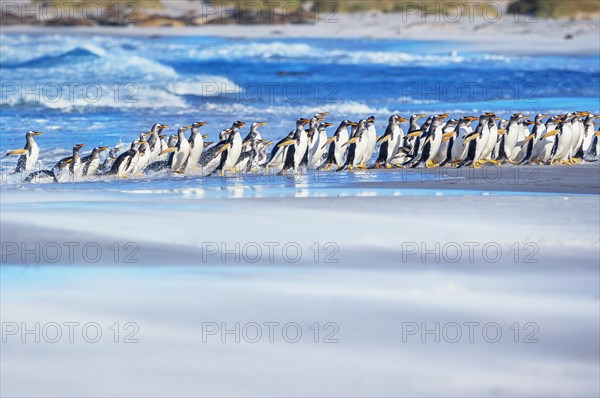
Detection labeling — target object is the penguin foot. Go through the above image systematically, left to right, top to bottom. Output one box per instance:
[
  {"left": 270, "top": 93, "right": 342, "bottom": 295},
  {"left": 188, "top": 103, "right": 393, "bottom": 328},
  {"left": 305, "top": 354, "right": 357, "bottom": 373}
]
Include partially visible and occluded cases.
[
  {"left": 425, "top": 160, "right": 436, "bottom": 169},
  {"left": 473, "top": 160, "right": 484, "bottom": 169},
  {"left": 374, "top": 163, "right": 382, "bottom": 169},
  {"left": 385, "top": 164, "right": 393, "bottom": 169},
  {"left": 348, "top": 166, "right": 355, "bottom": 173}
]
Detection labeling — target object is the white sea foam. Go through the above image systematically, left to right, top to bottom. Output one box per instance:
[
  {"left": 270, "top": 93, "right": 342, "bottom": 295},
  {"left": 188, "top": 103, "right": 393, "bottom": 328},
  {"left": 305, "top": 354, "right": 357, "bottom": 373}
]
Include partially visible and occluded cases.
[{"left": 167, "top": 76, "right": 242, "bottom": 96}]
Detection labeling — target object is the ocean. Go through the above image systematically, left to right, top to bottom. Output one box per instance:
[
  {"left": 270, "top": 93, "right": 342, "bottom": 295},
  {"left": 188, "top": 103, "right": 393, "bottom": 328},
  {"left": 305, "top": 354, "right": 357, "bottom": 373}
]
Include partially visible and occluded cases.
[{"left": 1, "top": 33, "right": 599, "bottom": 193}]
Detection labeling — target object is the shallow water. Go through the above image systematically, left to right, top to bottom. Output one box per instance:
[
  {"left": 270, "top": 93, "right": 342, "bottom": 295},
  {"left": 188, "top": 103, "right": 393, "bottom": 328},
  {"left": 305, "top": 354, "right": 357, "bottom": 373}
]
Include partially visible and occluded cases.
[{"left": 1, "top": 33, "right": 599, "bottom": 194}]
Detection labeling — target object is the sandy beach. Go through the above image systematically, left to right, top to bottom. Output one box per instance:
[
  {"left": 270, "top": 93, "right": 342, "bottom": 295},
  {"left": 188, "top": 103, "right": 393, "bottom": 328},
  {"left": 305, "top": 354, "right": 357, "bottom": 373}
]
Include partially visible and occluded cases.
[
  {"left": 3, "top": 11, "right": 600, "bottom": 55},
  {"left": 2, "top": 166, "right": 599, "bottom": 397}
]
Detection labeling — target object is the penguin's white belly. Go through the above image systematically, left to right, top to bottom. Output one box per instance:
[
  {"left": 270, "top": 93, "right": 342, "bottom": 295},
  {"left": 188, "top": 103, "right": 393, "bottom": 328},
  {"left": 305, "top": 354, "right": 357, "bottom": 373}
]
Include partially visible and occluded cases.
[
  {"left": 362, "top": 128, "right": 376, "bottom": 164},
  {"left": 554, "top": 129, "right": 573, "bottom": 160},
  {"left": 225, "top": 138, "right": 242, "bottom": 169},
  {"left": 353, "top": 139, "right": 368, "bottom": 166},
  {"left": 86, "top": 159, "right": 100, "bottom": 176}
]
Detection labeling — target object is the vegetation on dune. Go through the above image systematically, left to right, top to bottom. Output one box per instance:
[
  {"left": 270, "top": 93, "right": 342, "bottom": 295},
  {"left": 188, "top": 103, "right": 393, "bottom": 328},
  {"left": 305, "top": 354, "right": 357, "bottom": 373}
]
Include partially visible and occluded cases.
[
  {"left": 13, "top": 0, "right": 600, "bottom": 19},
  {"left": 30, "top": 0, "right": 164, "bottom": 10},
  {"left": 507, "top": 0, "right": 600, "bottom": 18}
]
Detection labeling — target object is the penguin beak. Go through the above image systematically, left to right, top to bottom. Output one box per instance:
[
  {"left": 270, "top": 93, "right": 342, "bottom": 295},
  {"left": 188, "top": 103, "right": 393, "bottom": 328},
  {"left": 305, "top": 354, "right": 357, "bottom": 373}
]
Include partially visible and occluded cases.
[
  {"left": 484, "top": 112, "right": 495, "bottom": 117},
  {"left": 438, "top": 113, "right": 449, "bottom": 119},
  {"left": 417, "top": 114, "right": 427, "bottom": 119},
  {"left": 466, "top": 116, "right": 478, "bottom": 121},
  {"left": 398, "top": 117, "right": 408, "bottom": 123},
  {"left": 299, "top": 118, "right": 310, "bottom": 125},
  {"left": 258, "top": 121, "right": 267, "bottom": 126},
  {"left": 197, "top": 122, "right": 208, "bottom": 127},
  {"left": 323, "top": 122, "right": 333, "bottom": 127},
  {"left": 348, "top": 122, "right": 358, "bottom": 126},
  {"left": 161, "top": 124, "right": 169, "bottom": 129},
  {"left": 497, "top": 129, "right": 507, "bottom": 135},
  {"left": 33, "top": 131, "right": 43, "bottom": 136},
  {"left": 442, "top": 131, "right": 455, "bottom": 139},
  {"left": 144, "top": 132, "right": 154, "bottom": 137},
  {"left": 202, "top": 134, "right": 209, "bottom": 139},
  {"left": 159, "top": 135, "right": 167, "bottom": 140},
  {"left": 377, "top": 135, "right": 391, "bottom": 144},
  {"left": 321, "top": 136, "right": 336, "bottom": 149},
  {"left": 278, "top": 139, "right": 297, "bottom": 148},
  {"left": 265, "top": 141, "right": 273, "bottom": 147},
  {"left": 76, "top": 143, "right": 85, "bottom": 149},
  {"left": 98, "top": 146, "right": 109, "bottom": 151},
  {"left": 160, "top": 147, "right": 177, "bottom": 155},
  {"left": 65, "top": 157, "right": 73, "bottom": 164}
]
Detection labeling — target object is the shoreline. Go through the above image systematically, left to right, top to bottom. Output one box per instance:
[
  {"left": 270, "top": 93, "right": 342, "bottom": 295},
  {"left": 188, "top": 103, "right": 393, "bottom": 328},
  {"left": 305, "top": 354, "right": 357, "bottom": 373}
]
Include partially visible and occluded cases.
[{"left": 3, "top": 12, "right": 599, "bottom": 55}]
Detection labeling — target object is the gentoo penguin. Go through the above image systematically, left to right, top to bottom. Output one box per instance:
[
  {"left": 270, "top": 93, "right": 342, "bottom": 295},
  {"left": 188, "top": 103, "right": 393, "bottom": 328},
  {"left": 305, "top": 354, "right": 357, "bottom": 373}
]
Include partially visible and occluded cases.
[
  {"left": 304, "top": 112, "right": 329, "bottom": 169},
  {"left": 569, "top": 112, "right": 588, "bottom": 162},
  {"left": 390, "top": 113, "right": 427, "bottom": 167},
  {"left": 479, "top": 113, "right": 501, "bottom": 164},
  {"left": 502, "top": 113, "right": 530, "bottom": 163},
  {"left": 549, "top": 113, "right": 575, "bottom": 165},
  {"left": 410, "top": 114, "right": 447, "bottom": 168},
  {"left": 518, "top": 114, "right": 549, "bottom": 164},
  {"left": 581, "top": 114, "right": 598, "bottom": 159},
  {"left": 373, "top": 115, "right": 408, "bottom": 168},
  {"left": 460, "top": 115, "right": 489, "bottom": 168},
  {"left": 528, "top": 115, "right": 562, "bottom": 164},
  {"left": 308, "top": 116, "right": 332, "bottom": 169},
  {"left": 359, "top": 116, "right": 377, "bottom": 167},
  {"left": 438, "top": 116, "right": 475, "bottom": 167},
  {"left": 276, "top": 118, "right": 311, "bottom": 175},
  {"left": 432, "top": 118, "right": 458, "bottom": 165},
  {"left": 337, "top": 119, "right": 368, "bottom": 172},
  {"left": 512, "top": 119, "right": 535, "bottom": 164},
  {"left": 319, "top": 120, "right": 357, "bottom": 170},
  {"left": 184, "top": 121, "right": 208, "bottom": 172},
  {"left": 212, "top": 121, "right": 246, "bottom": 176},
  {"left": 242, "top": 121, "right": 267, "bottom": 149},
  {"left": 147, "top": 123, "right": 169, "bottom": 161},
  {"left": 160, "top": 125, "right": 192, "bottom": 172},
  {"left": 199, "top": 128, "right": 232, "bottom": 175},
  {"left": 586, "top": 129, "right": 600, "bottom": 161},
  {"left": 5, "top": 130, "right": 43, "bottom": 173},
  {"left": 262, "top": 130, "right": 294, "bottom": 173},
  {"left": 127, "top": 134, "right": 151, "bottom": 175},
  {"left": 236, "top": 139, "right": 268, "bottom": 172},
  {"left": 256, "top": 140, "right": 273, "bottom": 168},
  {"left": 109, "top": 142, "right": 139, "bottom": 178},
  {"left": 53, "top": 143, "right": 85, "bottom": 183},
  {"left": 99, "top": 145, "right": 122, "bottom": 174},
  {"left": 81, "top": 146, "right": 109, "bottom": 177},
  {"left": 25, "top": 159, "right": 71, "bottom": 184}
]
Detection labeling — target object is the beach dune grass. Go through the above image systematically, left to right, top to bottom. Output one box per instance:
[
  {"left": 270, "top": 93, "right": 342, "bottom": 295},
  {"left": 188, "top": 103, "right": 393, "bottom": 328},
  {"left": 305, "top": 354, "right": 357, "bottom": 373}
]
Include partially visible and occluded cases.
[
  {"left": 26, "top": 0, "right": 600, "bottom": 18},
  {"left": 507, "top": 0, "right": 600, "bottom": 18}
]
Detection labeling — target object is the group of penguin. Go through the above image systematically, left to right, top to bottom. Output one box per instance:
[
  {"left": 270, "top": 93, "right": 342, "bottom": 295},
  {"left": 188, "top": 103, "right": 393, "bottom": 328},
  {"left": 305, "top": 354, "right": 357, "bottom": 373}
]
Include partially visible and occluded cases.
[{"left": 5, "top": 111, "right": 600, "bottom": 183}]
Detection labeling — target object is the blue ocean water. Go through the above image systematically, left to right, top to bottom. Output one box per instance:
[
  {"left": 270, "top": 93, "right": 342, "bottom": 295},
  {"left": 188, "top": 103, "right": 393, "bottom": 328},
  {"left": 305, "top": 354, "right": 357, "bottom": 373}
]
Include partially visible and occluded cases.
[{"left": 1, "top": 33, "right": 599, "bottom": 194}]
